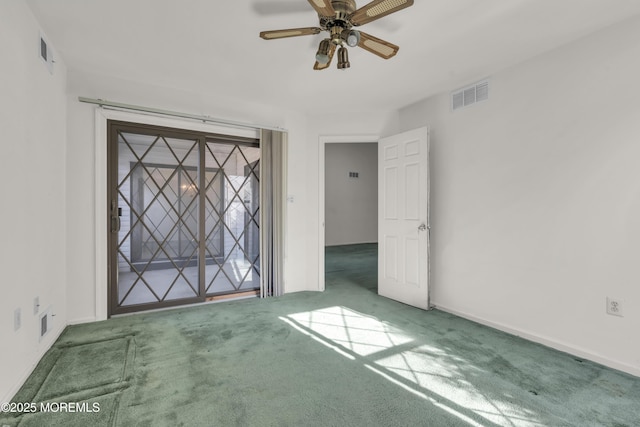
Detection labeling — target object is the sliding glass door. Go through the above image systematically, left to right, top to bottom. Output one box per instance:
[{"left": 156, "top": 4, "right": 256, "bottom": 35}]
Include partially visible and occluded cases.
[{"left": 108, "top": 121, "right": 260, "bottom": 315}]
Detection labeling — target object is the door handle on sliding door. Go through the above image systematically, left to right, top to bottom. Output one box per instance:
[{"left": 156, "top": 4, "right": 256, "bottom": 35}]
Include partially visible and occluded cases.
[
  {"left": 110, "top": 200, "right": 121, "bottom": 233},
  {"left": 111, "top": 215, "right": 121, "bottom": 233}
]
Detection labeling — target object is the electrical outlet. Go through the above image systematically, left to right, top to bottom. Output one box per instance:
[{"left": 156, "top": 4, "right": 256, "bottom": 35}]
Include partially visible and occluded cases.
[
  {"left": 34, "top": 297, "right": 40, "bottom": 315},
  {"left": 606, "top": 297, "right": 623, "bottom": 317},
  {"left": 14, "top": 308, "right": 21, "bottom": 331}
]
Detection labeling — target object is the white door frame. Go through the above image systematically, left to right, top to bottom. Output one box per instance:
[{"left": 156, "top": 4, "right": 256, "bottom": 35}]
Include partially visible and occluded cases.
[{"left": 318, "top": 134, "right": 379, "bottom": 291}]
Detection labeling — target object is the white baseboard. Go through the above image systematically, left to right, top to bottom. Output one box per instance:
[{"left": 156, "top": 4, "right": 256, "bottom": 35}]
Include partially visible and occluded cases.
[
  {"left": 325, "top": 241, "right": 378, "bottom": 247},
  {"left": 434, "top": 303, "right": 640, "bottom": 378},
  {"left": 67, "top": 316, "right": 96, "bottom": 326},
  {"left": 1, "top": 324, "right": 67, "bottom": 404}
]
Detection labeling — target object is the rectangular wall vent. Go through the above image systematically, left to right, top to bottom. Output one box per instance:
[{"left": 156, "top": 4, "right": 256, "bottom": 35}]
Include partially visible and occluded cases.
[
  {"left": 39, "top": 31, "right": 54, "bottom": 74},
  {"left": 451, "top": 79, "right": 489, "bottom": 111},
  {"left": 39, "top": 308, "right": 53, "bottom": 341}
]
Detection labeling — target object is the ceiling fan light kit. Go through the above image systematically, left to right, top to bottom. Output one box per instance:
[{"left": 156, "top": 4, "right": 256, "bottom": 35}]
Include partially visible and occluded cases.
[
  {"left": 259, "top": 0, "right": 414, "bottom": 70},
  {"left": 344, "top": 29, "right": 361, "bottom": 47},
  {"left": 316, "top": 39, "right": 332, "bottom": 64},
  {"left": 337, "top": 46, "right": 351, "bottom": 69}
]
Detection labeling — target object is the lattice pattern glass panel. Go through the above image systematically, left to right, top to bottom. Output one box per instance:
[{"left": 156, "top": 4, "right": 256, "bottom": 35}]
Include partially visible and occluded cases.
[
  {"left": 116, "top": 131, "right": 200, "bottom": 307},
  {"left": 204, "top": 142, "right": 260, "bottom": 295}
]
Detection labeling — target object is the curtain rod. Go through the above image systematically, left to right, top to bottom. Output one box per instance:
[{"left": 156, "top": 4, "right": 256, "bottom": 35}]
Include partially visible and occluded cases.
[{"left": 78, "top": 97, "right": 287, "bottom": 132}]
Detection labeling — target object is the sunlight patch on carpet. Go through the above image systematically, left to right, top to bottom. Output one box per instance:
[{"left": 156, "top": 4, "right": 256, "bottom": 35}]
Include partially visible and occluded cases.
[
  {"left": 285, "top": 305, "right": 413, "bottom": 356},
  {"left": 282, "top": 306, "right": 545, "bottom": 427}
]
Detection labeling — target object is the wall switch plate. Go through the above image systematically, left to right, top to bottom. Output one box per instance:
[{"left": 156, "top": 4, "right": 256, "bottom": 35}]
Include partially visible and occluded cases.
[
  {"left": 34, "top": 297, "right": 40, "bottom": 315},
  {"left": 606, "top": 297, "right": 623, "bottom": 317},
  {"left": 14, "top": 308, "right": 21, "bottom": 331}
]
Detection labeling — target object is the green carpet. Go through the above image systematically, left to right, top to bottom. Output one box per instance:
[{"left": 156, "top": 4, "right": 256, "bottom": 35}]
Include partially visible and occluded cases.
[{"left": 3, "top": 243, "right": 639, "bottom": 426}]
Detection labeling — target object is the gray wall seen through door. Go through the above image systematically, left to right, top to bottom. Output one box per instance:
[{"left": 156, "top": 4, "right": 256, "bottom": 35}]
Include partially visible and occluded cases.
[{"left": 325, "top": 143, "right": 378, "bottom": 246}]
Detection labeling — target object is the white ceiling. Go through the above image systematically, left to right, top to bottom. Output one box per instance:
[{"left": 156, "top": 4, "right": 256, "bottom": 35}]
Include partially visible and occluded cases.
[{"left": 26, "top": 0, "right": 640, "bottom": 114}]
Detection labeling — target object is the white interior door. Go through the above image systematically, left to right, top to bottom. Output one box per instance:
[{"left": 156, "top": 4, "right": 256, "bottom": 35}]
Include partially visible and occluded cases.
[{"left": 378, "top": 127, "right": 430, "bottom": 309}]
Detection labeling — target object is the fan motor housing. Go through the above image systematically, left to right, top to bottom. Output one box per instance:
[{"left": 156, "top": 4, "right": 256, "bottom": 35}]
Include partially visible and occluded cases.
[
  {"left": 321, "top": 0, "right": 356, "bottom": 39},
  {"left": 331, "top": 0, "right": 356, "bottom": 17}
]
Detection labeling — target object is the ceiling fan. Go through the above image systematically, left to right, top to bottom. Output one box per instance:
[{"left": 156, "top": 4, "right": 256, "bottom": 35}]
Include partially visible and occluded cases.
[{"left": 259, "top": 0, "right": 414, "bottom": 70}]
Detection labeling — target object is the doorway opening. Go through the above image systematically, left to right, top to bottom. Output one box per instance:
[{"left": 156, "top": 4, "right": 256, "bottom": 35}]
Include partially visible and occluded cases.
[{"left": 322, "top": 139, "right": 379, "bottom": 293}]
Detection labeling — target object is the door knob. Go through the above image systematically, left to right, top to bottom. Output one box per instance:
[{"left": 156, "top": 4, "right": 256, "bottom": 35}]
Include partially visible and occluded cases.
[{"left": 418, "top": 223, "right": 427, "bottom": 232}]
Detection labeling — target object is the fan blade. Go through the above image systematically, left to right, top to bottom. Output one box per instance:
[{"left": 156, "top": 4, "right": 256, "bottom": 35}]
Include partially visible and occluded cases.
[
  {"left": 307, "top": 0, "right": 336, "bottom": 17},
  {"left": 350, "top": 0, "right": 414, "bottom": 26},
  {"left": 260, "top": 27, "right": 322, "bottom": 40},
  {"left": 357, "top": 31, "right": 399, "bottom": 59},
  {"left": 313, "top": 43, "right": 336, "bottom": 70}
]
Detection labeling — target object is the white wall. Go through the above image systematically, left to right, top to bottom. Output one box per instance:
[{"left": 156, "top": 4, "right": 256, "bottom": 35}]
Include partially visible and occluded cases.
[
  {"left": 0, "top": 2, "right": 68, "bottom": 402},
  {"left": 399, "top": 15, "right": 640, "bottom": 376},
  {"left": 325, "top": 143, "right": 378, "bottom": 246}
]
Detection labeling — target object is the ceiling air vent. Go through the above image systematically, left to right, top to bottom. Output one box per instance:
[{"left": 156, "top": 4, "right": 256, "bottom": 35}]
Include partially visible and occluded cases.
[{"left": 451, "top": 79, "right": 489, "bottom": 112}]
